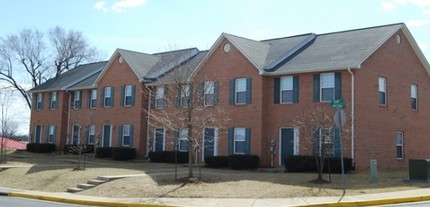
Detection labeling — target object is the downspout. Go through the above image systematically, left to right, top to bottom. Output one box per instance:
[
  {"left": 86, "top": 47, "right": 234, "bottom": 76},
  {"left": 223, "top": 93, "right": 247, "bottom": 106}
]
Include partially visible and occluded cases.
[
  {"left": 347, "top": 68, "right": 355, "bottom": 163},
  {"left": 66, "top": 91, "right": 71, "bottom": 145}
]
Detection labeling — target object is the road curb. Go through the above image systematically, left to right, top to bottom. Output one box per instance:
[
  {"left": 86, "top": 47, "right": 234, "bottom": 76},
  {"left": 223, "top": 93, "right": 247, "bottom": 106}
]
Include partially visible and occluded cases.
[
  {"left": 8, "top": 192, "right": 180, "bottom": 207},
  {"left": 294, "top": 194, "right": 430, "bottom": 207}
]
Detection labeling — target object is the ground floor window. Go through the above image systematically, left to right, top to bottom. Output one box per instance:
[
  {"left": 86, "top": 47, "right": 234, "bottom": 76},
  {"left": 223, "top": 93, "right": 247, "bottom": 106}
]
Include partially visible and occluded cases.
[
  {"left": 178, "top": 128, "right": 189, "bottom": 152},
  {"left": 396, "top": 132, "right": 404, "bottom": 159}
]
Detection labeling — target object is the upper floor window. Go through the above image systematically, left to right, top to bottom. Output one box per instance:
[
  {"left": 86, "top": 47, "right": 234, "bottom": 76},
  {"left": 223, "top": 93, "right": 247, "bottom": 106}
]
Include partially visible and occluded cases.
[
  {"left": 313, "top": 72, "right": 341, "bottom": 103},
  {"left": 275, "top": 76, "right": 299, "bottom": 104},
  {"left": 379, "top": 77, "right": 387, "bottom": 106},
  {"left": 229, "top": 78, "right": 252, "bottom": 105},
  {"left": 204, "top": 81, "right": 216, "bottom": 106},
  {"left": 411, "top": 84, "right": 417, "bottom": 111},
  {"left": 122, "top": 85, "right": 135, "bottom": 107},
  {"left": 179, "top": 85, "right": 190, "bottom": 108},
  {"left": 155, "top": 86, "right": 166, "bottom": 109},
  {"left": 103, "top": 87, "right": 113, "bottom": 107},
  {"left": 89, "top": 89, "right": 97, "bottom": 109},
  {"left": 73, "top": 91, "right": 81, "bottom": 109},
  {"left": 50, "top": 92, "right": 57, "bottom": 110},
  {"left": 36, "top": 93, "right": 43, "bottom": 110},
  {"left": 396, "top": 132, "right": 404, "bottom": 159}
]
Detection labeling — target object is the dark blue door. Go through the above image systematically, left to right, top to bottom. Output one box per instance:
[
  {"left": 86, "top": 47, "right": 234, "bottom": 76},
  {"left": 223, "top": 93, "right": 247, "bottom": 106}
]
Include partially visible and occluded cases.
[
  {"left": 35, "top": 125, "right": 41, "bottom": 143},
  {"left": 103, "top": 125, "right": 111, "bottom": 147},
  {"left": 154, "top": 128, "right": 164, "bottom": 151},
  {"left": 204, "top": 128, "right": 215, "bottom": 159},
  {"left": 281, "top": 128, "right": 295, "bottom": 165}
]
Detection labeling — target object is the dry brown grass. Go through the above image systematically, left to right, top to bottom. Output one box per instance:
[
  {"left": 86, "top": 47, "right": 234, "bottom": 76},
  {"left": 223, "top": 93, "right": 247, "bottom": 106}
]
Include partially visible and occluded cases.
[{"left": 0, "top": 150, "right": 428, "bottom": 198}]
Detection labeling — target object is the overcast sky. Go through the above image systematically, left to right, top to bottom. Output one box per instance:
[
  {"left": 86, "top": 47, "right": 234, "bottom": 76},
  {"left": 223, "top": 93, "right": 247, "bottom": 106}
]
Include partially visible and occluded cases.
[{"left": 1, "top": 0, "right": 430, "bottom": 135}]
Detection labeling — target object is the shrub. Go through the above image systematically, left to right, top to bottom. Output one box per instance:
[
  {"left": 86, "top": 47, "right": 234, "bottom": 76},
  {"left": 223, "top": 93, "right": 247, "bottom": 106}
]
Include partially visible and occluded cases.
[
  {"left": 26, "top": 143, "right": 55, "bottom": 153},
  {"left": 64, "top": 145, "right": 94, "bottom": 154},
  {"left": 96, "top": 147, "right": 113, "bottom": 158},
  {"left": 112, "top": 147, "right": 136, "bottom": 160},
  {"left": 148, "top": 151, "right": 188, "bottom": 163},
  {"left": 228, "top": 155, "right": 259, "bottom": 170},
  {"left": 285, "top": 155, "right": 354, "bottom": 173},
  {"left": 205, "top": 156, "right": 229, "bottom": 168}
]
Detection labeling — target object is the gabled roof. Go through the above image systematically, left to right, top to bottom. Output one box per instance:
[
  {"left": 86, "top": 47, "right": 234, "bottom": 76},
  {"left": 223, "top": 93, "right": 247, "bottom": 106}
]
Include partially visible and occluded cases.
[
  {"left": 194, "top": 23, "right": 430, "bottom": 76},
  {"left": 29, "top": 61, "right": 107, "bottom": 93}
]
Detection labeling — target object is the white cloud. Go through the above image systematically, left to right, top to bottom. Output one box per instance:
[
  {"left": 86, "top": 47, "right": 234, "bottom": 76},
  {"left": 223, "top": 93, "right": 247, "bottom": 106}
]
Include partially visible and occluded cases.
[
  {"left": 112, "top": 0, "right": 148, "bottom": 12},
  {"left": 381, "top": 0, "right": 430, "bottom": 11},
  {"left": 94, "top": 1, "right": 108, "bottom": 12},
  {"left": 381, "top": 2, "right": 397, "bottom": 11},
  {"left": 423, "top": 9, "right": 430, "bottom": 15},
  {"left": 406, "top": 19, "right": 429, "bottom": 27}
]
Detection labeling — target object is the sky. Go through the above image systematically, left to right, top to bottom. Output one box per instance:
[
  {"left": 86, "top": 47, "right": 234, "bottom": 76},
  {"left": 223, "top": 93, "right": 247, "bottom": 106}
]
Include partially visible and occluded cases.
[{"left": 1, "top": 0, "right": 430, "bottom": 135}]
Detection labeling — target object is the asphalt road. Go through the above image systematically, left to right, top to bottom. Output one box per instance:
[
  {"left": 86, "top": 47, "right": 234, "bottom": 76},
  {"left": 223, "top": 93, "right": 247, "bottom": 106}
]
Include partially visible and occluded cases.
[
  {"left": 0, "top": 196, "right": 97, "bottom": 207},
  {"left": 382, "top": 201, "right": 430, "bottom": 207}
]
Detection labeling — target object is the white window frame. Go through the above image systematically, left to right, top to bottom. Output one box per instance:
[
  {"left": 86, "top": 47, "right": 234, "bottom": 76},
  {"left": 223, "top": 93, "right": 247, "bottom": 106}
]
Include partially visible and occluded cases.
[
  {"left": 320, "top": 73, "right": 335, "bottom": 102},
  {"left": 280, "top": 76, "right": 294, "bottom": 104},
  {"left": 379, "top": 77, "right": 387, "bottom": 106},
  {"left": 235, "top": 78, "right": 247, "bottom": 105},
  {"left": 204, "top": 81, "right": 215, "bottom": 106},
  {"left": 411, "top": 84, "right": 417, "bottom": 111},
  {"left": 124, "top": 85, "right": 133, "bottom": 107},
  {"left": 180, "top": 85, "right": 190, "bottom": 108},
  {"left": 155, "top": 86, "right": 165, "bottom": 109},
  {"left": 104, "top": 87, "right": 112, "bottom": 107},
  {"left": 90, "top": 89, "right": 97, "bottom": 109},
  {"left": 73, "top": 91, "right": 81, "bottom": 109},
  {"left": 50, "top": 92, "right": 57, "bottom": 110},
  {"left": 36, "top": 93, "right": 43, "bottom": 110},
  {"left": 48, "top": 125, "right": 55, "bottom": 144},
  {"left": 88, "top": 125, "right": 95, "bottom": 144},
  {"left": 122, "top": 125, "right": 131, "bottom": 147},
  {"left": 234, "top": 127, "right": 246, "bottom": 154},
  {"left": 153, "top": 128, "right": 166, "bottom": 151},
  {"left": 178, "top": 128, "right": 189, "bottom": 152},
  {"left": 396, "top": 132, "right": 404, "bottom": 159}
]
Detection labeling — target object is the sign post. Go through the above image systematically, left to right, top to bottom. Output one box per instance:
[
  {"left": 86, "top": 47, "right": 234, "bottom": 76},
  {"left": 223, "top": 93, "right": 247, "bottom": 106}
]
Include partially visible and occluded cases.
[{"left": 332, "top": 98, "right": 346, "bottom": 195}]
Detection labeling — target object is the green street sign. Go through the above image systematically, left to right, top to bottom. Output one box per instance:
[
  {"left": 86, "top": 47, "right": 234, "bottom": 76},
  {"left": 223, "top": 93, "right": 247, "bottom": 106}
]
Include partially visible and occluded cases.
[{"left": 331, "top": 98, "right": 345, "bottom": 109}]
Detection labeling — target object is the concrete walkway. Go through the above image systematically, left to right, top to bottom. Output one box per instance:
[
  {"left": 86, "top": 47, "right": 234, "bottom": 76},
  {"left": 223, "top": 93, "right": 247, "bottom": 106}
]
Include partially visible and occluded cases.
[{"left": 2, "top": 187, "right": 430, "bottom": 207}]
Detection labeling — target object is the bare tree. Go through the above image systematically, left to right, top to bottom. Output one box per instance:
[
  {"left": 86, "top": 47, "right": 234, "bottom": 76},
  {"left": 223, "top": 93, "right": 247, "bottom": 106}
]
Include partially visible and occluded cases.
[
  {"left": 49, "top": 26, "right": 99, "bottom": 78},
  {"left": 0, "top": 27, "right": 101, "bottom": 109},
  {"left": 145, "top": 51, "right": 229, "bottom": 179},
  {"left": 0, "top": 87, "right": 18, "bottom": 163},
  {"left": 290, "top": 105, "right": 346, "bottom": 183}
]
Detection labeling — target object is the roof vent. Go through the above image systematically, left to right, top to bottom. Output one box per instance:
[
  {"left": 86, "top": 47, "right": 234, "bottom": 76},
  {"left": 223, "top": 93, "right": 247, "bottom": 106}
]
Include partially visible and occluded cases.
[{"left": 264, "top": 33, "right": 316, "bottom": 72}]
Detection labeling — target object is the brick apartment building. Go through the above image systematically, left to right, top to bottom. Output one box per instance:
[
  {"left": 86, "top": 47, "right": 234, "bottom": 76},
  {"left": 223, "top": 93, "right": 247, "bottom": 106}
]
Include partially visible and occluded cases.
[{"left": 29, "top": 23, "right": 430, "bottom": 170}]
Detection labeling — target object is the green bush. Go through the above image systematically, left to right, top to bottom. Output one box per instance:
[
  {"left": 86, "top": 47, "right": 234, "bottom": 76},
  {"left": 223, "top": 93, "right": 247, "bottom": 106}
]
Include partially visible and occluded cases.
[
  {"left": 26, "top": 143, "right": 55, "bottom": 153},
  {"left": 64, "top": 145, "right": 94, "bottom": 154},
  {"left": 96, "top": 147, "right": 113, "bottom": 158},
  {"left": 112, "top": 147, "right": 136, "bottom": 160},
  {"left": 148, "top": 151, "right": 188, "bottom": 163},
  {"left": 228, "top": 155, "right": 259, "bottom": 170},
  {"left": 285, "top": 155, "right": 354, "bottom": 173},
  {"left": 204, "top": 156, "right": 229, "bottom": 168}
]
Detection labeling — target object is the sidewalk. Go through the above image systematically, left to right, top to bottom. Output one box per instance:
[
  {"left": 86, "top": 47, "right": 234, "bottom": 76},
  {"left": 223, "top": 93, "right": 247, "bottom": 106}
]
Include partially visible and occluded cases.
[{"left": 1, "top": 187, "right": 430, "bottom": 207}]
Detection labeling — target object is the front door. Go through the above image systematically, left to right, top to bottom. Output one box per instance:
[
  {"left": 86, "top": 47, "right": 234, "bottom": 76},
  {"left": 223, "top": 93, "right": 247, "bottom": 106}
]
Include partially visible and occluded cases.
[
  {"left": 35, "top": 125, "right": 41, "bottom": 143},
  {"left": 72, "top": 125, "right": 80, "bottom": 145},
  {"left": 103, "top": 125, "right": 112, "bottom": 147},
  {"left": 154, "top": 128, "right": 165, "bottom": 151},
  {"left": 203, "top": 128, "right": 217, "bottom": 161},
  {"left": 280, "top": 128, "right": 296, "bottom": 165}
]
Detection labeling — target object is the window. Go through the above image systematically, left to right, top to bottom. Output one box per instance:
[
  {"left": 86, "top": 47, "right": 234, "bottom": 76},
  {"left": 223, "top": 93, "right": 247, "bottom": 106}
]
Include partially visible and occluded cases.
[
  {"left": 321, "top": 73, "right": 335, "bottom": 102},
  {"left": 281, "top": 76, "right": 294, "bottom": 103},
  {"left": 379, "top": 77, "right": 387, "bottom": 106},
  {"left": 230, "top": 78, "right": 252, "bottom": 105},
  {"left": 204, "top": 81, "right": 215, "bottom": 106},
  {"left": 411, "top": 84, "right": 417, "bottom": 110},
  {"left": 123, "top": 85, "right": 134, "bottom": 107},
  {"left": 179, "top": 85, "right": 190, "bottom": 107},
  {"left": 155, "top": 86, "right": 166, "bottom": 109},
  {"left": 104, "top": 87, "right": 113, "bottom": 107},
  {"left": 89, "top": 89, "right": 97, "bottom": 109},
  {"left": 73, "top": 91, "right": 81, "bottom": 109},
  {"left": 50, "top": 92, "right": 57, "bottom": 110},
  {"left": 36, "top": 93, "right": 43, "bottom": 110},
  {"left": 47, "top": 125, "right": 56, "bottom": 144},
  {"left": 72, "top": 125, "right": 80, "bottom": 145},
  {"left": 87, "top": 125, "right": 95, "bottom": 144},
  {"left": 122, "top": 125, "right": 131, "bottom": 147},
  {"left": 154, "top": 128, "right": 165, "bottom": 151},
  {"left": 178, "top": 128, "right": 189, "bottom": 152},
  {"left": 234, "top": 128, "right": 246, "bottom": 154},
  {"left": 313, "top": 128, "right": 340, "bottom": 157},
  {"left": 396, "top": 132, "right": 404, "bottom": 159}
]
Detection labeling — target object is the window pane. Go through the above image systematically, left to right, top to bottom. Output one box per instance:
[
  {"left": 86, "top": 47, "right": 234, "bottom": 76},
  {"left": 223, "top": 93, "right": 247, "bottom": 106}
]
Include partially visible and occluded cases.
[
  {"left": 321, "top": 73, "right": 334, "bottom": 88},
  {"left": 281, "top": 76, "right": 293, "bottom": 90},
  {"left": 378, "top": 77, "right": 386, "bottom": 92},
  {"left": 236, "top": 78, "right": 246, "bottom": 92},
  {"left": 205, "top": 81, "right": 214, "bottom": 94},
  {"left": 125, "top": 85, "right": 132, "bottom": 96},
  {"left": 411, "top": 85, "right": 417, "bottom": 98},
  {"left": 105, "top": 87, "right": 112, "bottom": 97},
  {"left": 156, "top": 87, "right": 164, "bottom": 98},
  {"left": 321, "top": 88, "right": 334, "bottom": 102},
  {"left": 91, "top": 90, "right": 97, "bottom": 99},
  {"left": 281, "top": 90, "right": 293, "bottom": 103},
  {"left": 74, "top": 91, "right": 80, "bottom": 101},
  {"left": 52, "top": 92, "right": 57, "bottom": 101},
  {"left": 236, "top": 92, "right": 247, "bottom": 104},
  {"left": 379, "top": 92, "right": 386, "bottom": 105},
  {"left": 411, "top": 98, "right": 417, "bottom": 110},
  {"left": 123, "top": 125, "right": 130, "bottom": 136},
  {"left": 234, "top": 128, "right": 245, "bottom": 141},
  {"left": 396, "top": 133, "right": 403, "bottom": 144},
  {"left": 179, "top": 140, "right": 188, "bottom": 151},
  {"left": 235, "top": 141, "right": 246, "bottom": 154},
  {"left": 396, "top": 146, "right": 403, "bottom": 158}
]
